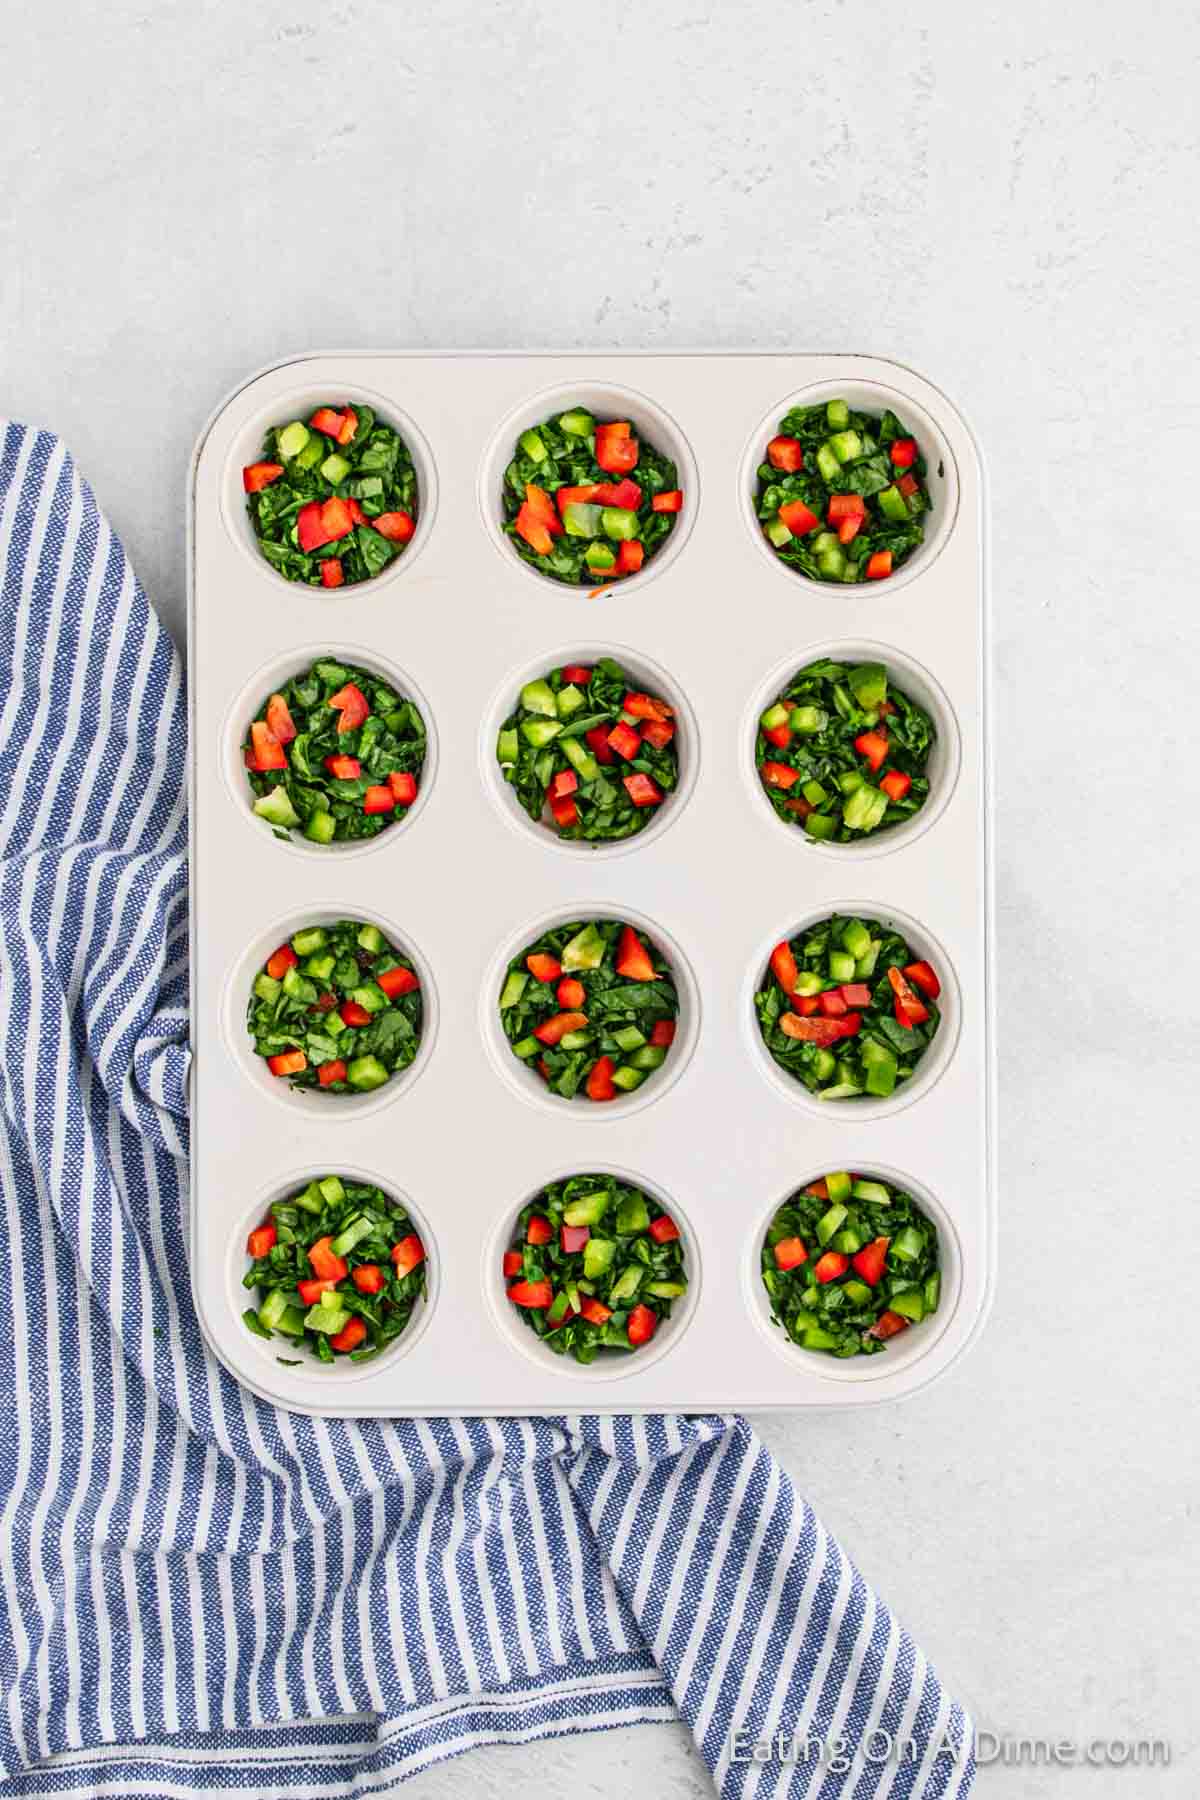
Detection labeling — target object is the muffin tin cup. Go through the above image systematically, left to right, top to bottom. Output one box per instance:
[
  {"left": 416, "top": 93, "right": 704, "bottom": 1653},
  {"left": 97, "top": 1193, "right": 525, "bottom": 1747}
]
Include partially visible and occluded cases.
[
  {"left": 189, "top": 351, "right": 992, "bottom": 1416},
  {"left": 223, "top": 639, "right": 439, "bottom": 860},
  {"left": 743, "top": 1162, "right": 963, "bottom": 1385},
  {"left": 485, "top": 1163, "right": 702, "bottom": 1382},
  {"left": 233, "top": 1164, "right": 439, "bottom": 1385}
]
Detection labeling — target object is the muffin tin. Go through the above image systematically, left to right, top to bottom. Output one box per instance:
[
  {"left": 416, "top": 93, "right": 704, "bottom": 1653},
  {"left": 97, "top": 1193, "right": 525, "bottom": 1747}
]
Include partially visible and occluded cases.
[{"left": 187, "top": 352, "right": 992, "bottom": 1415}]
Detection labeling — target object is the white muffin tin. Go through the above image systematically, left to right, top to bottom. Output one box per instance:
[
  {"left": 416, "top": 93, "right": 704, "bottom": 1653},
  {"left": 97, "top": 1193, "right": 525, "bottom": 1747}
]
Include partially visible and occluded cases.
[{"left": 187, "top": 352, "right": 993, "bottom": 1415}]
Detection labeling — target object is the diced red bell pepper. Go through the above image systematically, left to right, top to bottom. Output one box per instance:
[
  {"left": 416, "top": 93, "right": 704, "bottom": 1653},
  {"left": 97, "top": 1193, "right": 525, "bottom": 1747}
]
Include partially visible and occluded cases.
[
  {"left": 309, "top": 407, "right": 345, "bottom": 437},
  {"left": 335, "top": 407, "right": 359, "bottom": 447},
  {"left": 594, "top": 422, "right": 639, "bottom": 474},
  {"left": 766, "top": 435, "right": 803, "bottom": 472},
  {"left": 889, "top": 438, "right": 917, "bottom": 469},
  {"left": 243, "top": 461, "right": 284, "bottom": 493},
  {"left": 896, "top": 473, "right": 919, "bottom": 499},
  {"left": 591, "top": 479, "right": 642, "bottom": 509},
  {"left": 524, "top": 483, "right": 562, "bottom": 533},
  {"left": 555, "top": 484, "right": 602, "bottom": 512},
  {"left": 651, "top": 490, "right": 683, "bottom": 514},
  {"left": 826, "top": 493, "right": 867, "bottom": 521},
  {"left": 318, "top": 496, "right": 354, "bottom": 542},
  {"left": 346, "top": 498, "right": 368, "bottom": 526},
  {"left": 778, "top": 499, "right": 820, "bottom": 536},
  {"left": 297, "top": 501, "right": 329, "bottom": 552},
  {"left": 514, "top": 502, "right": 554, "bottom": 555},
  {"left": 373, "top": 510, "right": 415, "bottom": 542},
  {"left": 837, "top": 515, "right": 863, "bottom": 547},
  {"left": 616, "top": 540, "right": 644, "bottom": 575},
  {"left": 865, "top": 551, "right": 893, "bottom": 580},
  {"left": 320, "top": 559, "right": 345, "bottom": 589},
  {"left": 561, "top": 664, "right": 593, "bottom": 685},
  {"left": 328, "top": 682, "right": 369, "bottom": 732},
  {"left": 623, "top": 692, "right": 673, "bottom": 723},
  {"left": 265, "top": 694, "right": 297, "bottom": 745},
  {"left": 876, "top": 699, "right": 896, "bottom": 715},
  {"left": 641, "top": 717, "right": 675, "bottom": 749},
  {"left": 249, "top": 721, "right": 287, "bottom": 771},
  {"left": 607, "top": 721, "right": 641, "bottom": 760},
  {"left": 762, "top": 723, "right": 792, "bottom": 750},
  {"left": 585, "top": 725, "right": 615, "bottom": 765},
  {"left": 854, "top": 729, "right": 889, "bottom": 774},
  {"left": 324, "top": 754, "right": 361, "bottom": 780},
  {"left": 762, "top": 760, "right": 799, "bottom": 790},
  {"left": 548, "top": 769, "right": 578, "bottom": 801},
  {"left": 880, "top": 769, "right": 911, "bottom": 802},
  {"left": 388, "top": 771, "right": 418, "bottom": 807},
  {"left": 623, "top": 772, "right": 663, "bottom": 807},
  {"left": 363, "top": 785, "right": 396, "bottom": 814},
  {"left": 549, "top": 795, "right": 579, "bottom": 828},
  {"left": 785, "top": 795, "right": 814, "bottom": 819},
  {"left": 615, "top": 925, "right": 657, "bottom": 982},
  {"left": 770, "top": 940, "right": 799, "bottom": 996},
  {"left": 265, "top": 942, "right": 298, "bottom": 980},
  {"left": 525, "top": 952, "right": 562, "bottom": 983},
  {"left": 902, "top": 960, "right": 940, "bottom": 999},
  {"left": 377, "top": 964, "right": 419, "bottom": 999},
  {"left": 887, "top": 966, "right": 930, "bottom": 1029},
  {"left": 557, "top": 977, "right": 585, "bottom": 1009},
  {"left": 840, "top": 983, "right": 873, "bottom": 1008},
  {"left": 818, "top": 989, "right": 848, "bottom": 1018},
  {"left": 312, "top": 992, "right": 337, "bottom": 1012},
  {"left": 795, "top": 995, "right": 820, "bottom": 1016},
  {"left": 340, "top": 1000, "right": 372, "bottom": 1027},
  {"left": 532, "top": 1010, "right": 589, "bottom": 1046},
  {"left": 779, "top": 1012, "right": 862, "bottom": 1044},
  {"left": 649, "top": 1019, "right": 676, "bottom": 1047},
  {"left": 267, "top": 1050, "right": 306, "bottom": 1078},
  {"left": 586, "top": 1055, "right": 616, "bottom": 1102},
  {"left": 537, "top": 1058, "right": 551, "bottom": 1080},
  {"left": 317, "top": 1059, "right": 347, "bottom": 1087},
  {"left": 805, "top": 1179, "right": 829, "bottom": 1199},
  {"left": 526, "top": 1214, "right": 553, "bottom": 1246},
  {"left": 648, "top": 1214, "right": 679, "bottom": 1245},
  {"left": 246, "top": 1221, "right": 277, "bottom": 1258},
  {"left": 560, "top": 1223, "right": 590, "bottom": 1254},
  {"left": 391, "top": 1234, "right": 425, "bottom": 1278},
  {"left": 773, "top": 1236, "right": 808, "bottom": 1271},
  {"left": 309, "top": 1237, "right": 349, "bottom": 1282},
  {"left": 852, "top": 1237, "right": 890, "bottom": 1287},
  {"left": 502, "top": 1249, "right": 524, "bottom": 1278},
  {"left": 814, "top": 1251, "right": 849, "bottom": 1284},
  {"left": 352, "top": 1263, "right": 386, "bottom": 1295},
  {"left": 298, "top": 1276, "right": 338, "bottom": 1305},
  {"left": 508, "top": 1279, "right": 554, "bottom": 1310},
  {"left": 578, "top": 1296, "right": 612, "bottom": 1326},
  {"left": 627, "top": 1303, "right": 658, "bottom": 1347},
  {"left": 543, "top": 1305, "right": 578, "bottom": 1335},
  {"left": 868, "top": 1310, "right": 910, "bottom": 1341},
  {"left": 331, "top": 1316, "right": 367, "bottom": 1354}
]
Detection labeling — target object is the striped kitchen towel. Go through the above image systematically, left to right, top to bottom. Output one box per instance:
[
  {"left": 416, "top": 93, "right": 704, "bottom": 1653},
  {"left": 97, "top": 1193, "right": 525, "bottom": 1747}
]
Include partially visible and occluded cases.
[{"left": 0, "top": 422, "right": 975, "bottom": 1798}]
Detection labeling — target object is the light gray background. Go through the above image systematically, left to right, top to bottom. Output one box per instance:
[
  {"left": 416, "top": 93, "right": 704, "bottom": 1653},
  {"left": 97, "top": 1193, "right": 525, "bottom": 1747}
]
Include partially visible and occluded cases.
[{"left": 3, "top": 2, "right": 1197, "bottom": 1796}]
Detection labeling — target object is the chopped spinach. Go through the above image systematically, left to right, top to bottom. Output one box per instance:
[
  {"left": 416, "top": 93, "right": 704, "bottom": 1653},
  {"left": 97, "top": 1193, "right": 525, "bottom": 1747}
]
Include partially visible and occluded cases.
[
  {"left": 755, "top": 398, "right": 930, "bottom": 583},
  {"left": 244, "top": 402, "right": 418, "bottom": 588},
  {"left": 501, "top": 408, "right": 681, "bottom": 586},
  {"left": 244, "top": 657, "right": 426, "bottom": 845},
  {"left": 497, "top": 657, "right": 678, "bottom": 842},
  {"left": 756, "top": 658, "right": 934, "bottom": 841},
  {"left": 755, "top": 915, "right": 941, "bottom": 1100},
  {"left": 248, "top": 918, "right": 422, "bottom": 1094},
  {"left": 499, "top": 919, "right": 678, "bottom": 1102},
  {"left": 762, "top": 1172, "right": 940, "bottom": 1356},
  {"left": 505, "top": 1173, "right": 687, "bottom": 1362},
  {"left": 243, "top": 1174, "right": 426, "bottom": 1364}
]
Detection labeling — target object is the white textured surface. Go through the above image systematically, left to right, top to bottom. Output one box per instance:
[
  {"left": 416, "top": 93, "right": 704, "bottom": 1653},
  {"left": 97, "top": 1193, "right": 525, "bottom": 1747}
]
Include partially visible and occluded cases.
[{"left": 2, "top": 2, "right": 1197, "bottom": 1795}]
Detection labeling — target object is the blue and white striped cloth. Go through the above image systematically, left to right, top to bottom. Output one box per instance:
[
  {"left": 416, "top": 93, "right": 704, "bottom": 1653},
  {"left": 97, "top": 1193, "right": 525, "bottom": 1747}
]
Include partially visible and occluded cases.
[{"left": 0, "top": 423, "right": 975, "bottom": 1798}]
